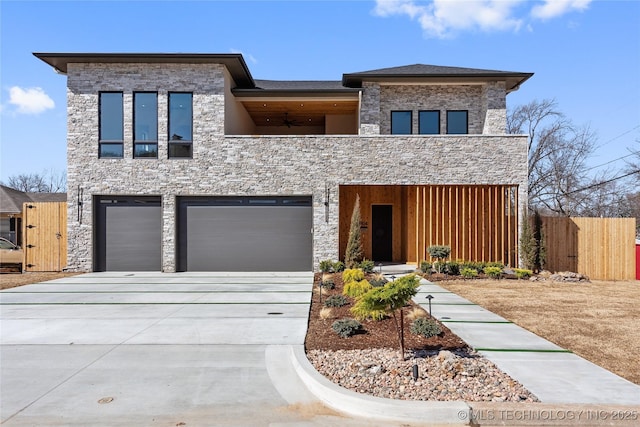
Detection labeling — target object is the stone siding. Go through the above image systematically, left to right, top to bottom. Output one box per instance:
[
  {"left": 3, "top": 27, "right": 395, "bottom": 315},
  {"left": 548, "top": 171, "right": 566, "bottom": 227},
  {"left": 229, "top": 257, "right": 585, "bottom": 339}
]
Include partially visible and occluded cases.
[{"left": 65, "top": 63, "right": 527, "bottom": 272}]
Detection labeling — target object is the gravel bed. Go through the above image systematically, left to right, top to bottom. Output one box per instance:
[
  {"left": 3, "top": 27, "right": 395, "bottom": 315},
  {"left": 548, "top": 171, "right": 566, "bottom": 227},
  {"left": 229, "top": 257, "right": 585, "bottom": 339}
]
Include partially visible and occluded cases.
[{"left": 307, "top": 348, "right": 539, "bottom": 402}]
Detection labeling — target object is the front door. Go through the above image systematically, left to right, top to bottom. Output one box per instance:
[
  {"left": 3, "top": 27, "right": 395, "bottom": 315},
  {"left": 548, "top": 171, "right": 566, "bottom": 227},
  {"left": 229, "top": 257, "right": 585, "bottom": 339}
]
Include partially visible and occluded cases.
[{"left": 372, "top": 205, "right": 392, "bottom": 261}]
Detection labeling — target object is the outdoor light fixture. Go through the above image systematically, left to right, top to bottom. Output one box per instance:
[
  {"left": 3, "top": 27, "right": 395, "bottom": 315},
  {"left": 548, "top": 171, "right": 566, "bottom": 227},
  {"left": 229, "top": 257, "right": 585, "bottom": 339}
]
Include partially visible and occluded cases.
[
  {"left": 324, "top": 184, "right": 330, "bottom": 223},
  {"left": 425, "top": 294, "right": 434, "bottom": 318},
  {"left": 412, "top": 364, "right": 419, "bottom": 381}
]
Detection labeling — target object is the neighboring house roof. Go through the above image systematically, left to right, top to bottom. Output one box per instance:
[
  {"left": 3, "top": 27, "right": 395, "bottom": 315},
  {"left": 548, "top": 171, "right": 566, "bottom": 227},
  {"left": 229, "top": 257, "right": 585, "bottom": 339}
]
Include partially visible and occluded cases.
[
  {"left": 33, "top": 53, "right": 533, "bottom": 94},
  {"left": 342, "top": 63, "right": 533, "bottom": 92},
  {"left": 0, "top": 185, "right": 66, "bottom": 214},
  {"left": 0, "top": 185, "right": 32, "bottom": 214}
]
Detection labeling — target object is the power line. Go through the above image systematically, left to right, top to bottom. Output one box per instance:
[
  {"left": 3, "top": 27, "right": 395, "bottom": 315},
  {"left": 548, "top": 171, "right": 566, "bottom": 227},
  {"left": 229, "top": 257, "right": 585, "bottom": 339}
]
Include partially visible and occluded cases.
[
  {"left": 593, "top": 124, "right": 640, "bottom": 151},
  {"left": 584, "top": 150, "right": 640, "bottom": 172},
  {"left": 566, "top": 169, "right": 640, "bottom": 195}
]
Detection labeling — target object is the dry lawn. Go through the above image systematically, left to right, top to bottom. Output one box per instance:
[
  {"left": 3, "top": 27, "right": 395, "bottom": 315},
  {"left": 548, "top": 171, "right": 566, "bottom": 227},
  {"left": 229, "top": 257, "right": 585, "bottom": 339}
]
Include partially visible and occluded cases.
[
  {"left": 0, "top": 272, "right": 82, "bottom": 290},
  {"left": 438, "top": 279, "right": 640, "bottom": 385}
]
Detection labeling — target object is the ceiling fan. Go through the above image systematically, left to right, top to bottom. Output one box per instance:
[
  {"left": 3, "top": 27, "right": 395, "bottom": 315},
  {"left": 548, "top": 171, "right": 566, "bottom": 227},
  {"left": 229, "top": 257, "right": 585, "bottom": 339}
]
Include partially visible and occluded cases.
[{"left": 282, "top": 112, "right": 301, "bottom": 128}]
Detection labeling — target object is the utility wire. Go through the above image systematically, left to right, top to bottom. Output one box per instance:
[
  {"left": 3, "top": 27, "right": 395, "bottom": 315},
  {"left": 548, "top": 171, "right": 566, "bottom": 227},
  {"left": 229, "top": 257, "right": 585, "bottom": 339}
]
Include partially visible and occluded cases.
[
  {"left": 592, "top": 124, "right": 640, "bottom": 151},
  {"left": 584, "top": 150, "right": 640, "bottom": 173},
  {"left": 566, "top": 169, "right": 640, "bottom": 195}
]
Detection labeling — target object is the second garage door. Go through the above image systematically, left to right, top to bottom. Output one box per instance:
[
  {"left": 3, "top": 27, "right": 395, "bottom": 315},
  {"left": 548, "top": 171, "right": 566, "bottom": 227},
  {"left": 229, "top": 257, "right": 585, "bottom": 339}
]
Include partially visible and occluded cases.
[{"left": 177, "top": 196, "right": 313, "bottom": 271}]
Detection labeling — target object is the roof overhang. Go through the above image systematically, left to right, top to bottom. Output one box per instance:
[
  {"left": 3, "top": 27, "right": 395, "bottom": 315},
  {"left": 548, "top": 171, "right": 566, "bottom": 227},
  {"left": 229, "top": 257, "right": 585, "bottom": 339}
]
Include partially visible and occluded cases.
[
  {"left": 33, "top": 53, "right": 256, "bottom": 88},
  {"left": 342, "top": 73, "right": 534, "bottom": 93}
]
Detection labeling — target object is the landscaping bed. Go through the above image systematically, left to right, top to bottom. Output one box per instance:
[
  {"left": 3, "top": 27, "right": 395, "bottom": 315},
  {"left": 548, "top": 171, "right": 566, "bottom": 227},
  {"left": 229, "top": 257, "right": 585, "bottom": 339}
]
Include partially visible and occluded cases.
[{"left": 304, "top": 272, "right": 539, "bottom": 402}]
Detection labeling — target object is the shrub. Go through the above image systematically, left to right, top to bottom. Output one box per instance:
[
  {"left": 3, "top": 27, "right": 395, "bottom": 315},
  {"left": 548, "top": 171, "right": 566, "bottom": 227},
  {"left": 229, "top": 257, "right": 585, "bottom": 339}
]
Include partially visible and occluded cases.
[
  {"left": 344, "top": 195, "right": 364, "bottom": 268},
  {"left": 428, "top": 245, "right": 451, "bottom": 273},
  {"left": 358, "top": 259, "right": 375, "bottom": 273},
  {"left": 319, "top": 260, "right": 334, "bottom": 273},
  {"left": 419, "top": 260, "right": 432, "bottom": 274},
  {"left": 333, "top": 261, "right": 345, "bottom": 272},
  {"left": 444, "top": 261, "right": 460, "bottom": 276},
  {"left": 486, "top": 261, "right": 505, "bottom": 269},
  {"left": 483, "top": 266, "right": 502, "bottom": 279},
  {"left": 461, "top": 267, "right": 478, "bottom": 279},
  {"left": 342, "top": 268, "right": 364, "bottom": 283},
  {"left": 514, "top": 268, "right": 533, "bottom": 279},
  {"left": 369, "top": 273, "right": 388, "bottom": 287},
  {"left": 320, "top": 278, "right": 335, "bottom": 290},
  {"left": 343, "top": 279, "right": 373, "bottom": 298},
  {"left": 324, "top": 295, "right": 348, "bottom": 307},
  {"left": 406, "top": 307, "right": 427, "bottom": 320},
  {"left": 410, "top": 317, "right": 442, "bottom": 338},
  {"left": 332, "top": 318, "right": 362, "bottom": 338}
]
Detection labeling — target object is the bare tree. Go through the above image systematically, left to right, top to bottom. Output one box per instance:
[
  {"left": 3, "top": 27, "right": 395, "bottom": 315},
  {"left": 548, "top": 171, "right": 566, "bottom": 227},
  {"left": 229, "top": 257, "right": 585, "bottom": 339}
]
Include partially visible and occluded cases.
[
  {"left": 507, "top": 99, "right": 596, "bottom": 215},
  {"left": 2, "top": 169, "right": 66, "bottom": 193}
]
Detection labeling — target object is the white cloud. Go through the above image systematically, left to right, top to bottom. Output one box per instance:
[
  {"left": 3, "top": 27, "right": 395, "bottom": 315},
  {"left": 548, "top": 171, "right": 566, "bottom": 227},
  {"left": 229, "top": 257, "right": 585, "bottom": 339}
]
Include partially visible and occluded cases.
[
  {"left": 374, "top": 0, "right": 592, "bottom": 38},
  {"left": 531, "top": 0, "right": 591, "bottom": 20},
  {"left": 230, "top": 48, "right": 257, "bottom": 64},
  {"left": 8, "top": 86, "right": 55, "bottom": 114}
]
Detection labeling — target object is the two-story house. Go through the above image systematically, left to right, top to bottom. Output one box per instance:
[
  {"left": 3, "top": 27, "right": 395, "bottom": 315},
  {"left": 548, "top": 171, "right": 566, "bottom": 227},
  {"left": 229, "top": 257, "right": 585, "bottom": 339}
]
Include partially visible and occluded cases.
[{"left": 35, "top": 53, "right": 532, "bottom": 272}]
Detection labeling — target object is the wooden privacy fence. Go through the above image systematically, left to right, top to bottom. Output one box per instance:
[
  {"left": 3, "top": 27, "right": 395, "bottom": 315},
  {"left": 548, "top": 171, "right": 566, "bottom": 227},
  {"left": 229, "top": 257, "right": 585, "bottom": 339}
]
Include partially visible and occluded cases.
[
  {"left": 22, "top": 202, "right": 67, "bottom": 272},
  {"left": 541, "top": 217, "right": 636, "bottom": 281}
]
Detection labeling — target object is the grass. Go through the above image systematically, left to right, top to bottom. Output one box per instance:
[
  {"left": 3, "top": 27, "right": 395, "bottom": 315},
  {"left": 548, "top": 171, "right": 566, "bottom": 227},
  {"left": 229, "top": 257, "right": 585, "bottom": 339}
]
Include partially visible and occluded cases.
[{"left": 437, "top": 278, "right": 640, "bottom": 385}]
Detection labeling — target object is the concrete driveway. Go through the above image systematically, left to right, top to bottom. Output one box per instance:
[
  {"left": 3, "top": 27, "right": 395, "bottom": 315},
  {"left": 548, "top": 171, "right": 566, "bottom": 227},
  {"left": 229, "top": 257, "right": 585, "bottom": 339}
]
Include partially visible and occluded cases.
[{"left": 0, "top": 272, "right": 383, "bottom": 427}]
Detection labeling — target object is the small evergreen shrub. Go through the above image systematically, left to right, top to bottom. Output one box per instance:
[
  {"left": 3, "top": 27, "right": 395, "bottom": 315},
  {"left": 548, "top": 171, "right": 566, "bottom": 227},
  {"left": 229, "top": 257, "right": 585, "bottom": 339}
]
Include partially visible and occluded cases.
[
  {"left": 427, "top": 245, "right": 451, "bottom": 260},
  {"left": 358, "top": 259, "right": 375, "bottom": 273},
  {"left": 319, "top": 260, "right": 334, "bottom": 273},
  {"left": 420, "top": 260, "right": 432, "bottom": 274},
  {"left": 333, "top": 261, "right": 345, "bottom": 272},
  {"left": 444, "top": 261, "right": 460, "bottom": 276},
  {"left": 486, "top": 261, "right": 505, "bottom": 269},
  {"left": 483, "top": 266, "right": 502, "bottom": 279},
  {"left": 461, "top": 267, "right": 479, "bottom": 279},
  {"left": 342, "top": 268, "right": 364, "bottom": 283},
  {"left": 514, "top": 268, "right": 533, "bottom": 279},
  {"left": 369, "top": 273, "right": 388, "bottom": 287},
  {"left": 320, "top": 278, "right": 335, "bottom": 290},
  {"left": 343, "top": 279, "right": 373, "bottom": 298},
  {"left": 324, "top": 295, "right": 348, "bottom": 307},
  {"left": 410, "top": 317, "right": 442, "bottom": 338},
  {"left": 332, "top": 318, "right": 362, "bottom": 338}
]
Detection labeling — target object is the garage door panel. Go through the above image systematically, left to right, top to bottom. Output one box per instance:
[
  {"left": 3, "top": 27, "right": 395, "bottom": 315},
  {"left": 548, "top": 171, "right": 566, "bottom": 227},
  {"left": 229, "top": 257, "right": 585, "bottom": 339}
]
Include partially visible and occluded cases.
[{"left": 180, "top": 198, "right": 312, "bottom": 271}]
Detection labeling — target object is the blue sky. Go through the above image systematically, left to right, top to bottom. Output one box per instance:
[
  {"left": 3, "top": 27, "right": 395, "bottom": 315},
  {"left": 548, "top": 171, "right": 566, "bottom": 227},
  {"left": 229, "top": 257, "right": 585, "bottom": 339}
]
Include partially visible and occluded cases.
[{"left": 1, "top": 0, "right": 639, "bottom": 185}]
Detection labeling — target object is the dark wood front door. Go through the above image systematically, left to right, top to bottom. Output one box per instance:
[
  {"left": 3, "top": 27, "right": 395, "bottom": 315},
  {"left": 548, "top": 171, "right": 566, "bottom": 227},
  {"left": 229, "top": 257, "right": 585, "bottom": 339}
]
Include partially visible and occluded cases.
[{"left": 372, "top": 205, "right": 392, "bottom": 261}]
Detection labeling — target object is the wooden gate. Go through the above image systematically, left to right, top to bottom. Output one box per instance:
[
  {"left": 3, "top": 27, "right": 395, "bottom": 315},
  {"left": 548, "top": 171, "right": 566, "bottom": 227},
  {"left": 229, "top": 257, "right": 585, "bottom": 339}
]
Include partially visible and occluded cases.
[
  {"left": 22, "top": 202, "right": 67, "bottom": 272},
  {"left": 541, "top": 217, "right": 636, "bottom": 281}
]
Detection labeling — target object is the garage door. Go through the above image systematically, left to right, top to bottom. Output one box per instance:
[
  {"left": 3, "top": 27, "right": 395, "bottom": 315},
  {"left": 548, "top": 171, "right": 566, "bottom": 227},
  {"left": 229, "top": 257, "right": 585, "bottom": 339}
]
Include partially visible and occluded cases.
[
  {"left": 95, "top": 196, "right": 162, "bottom": 271},
  {"left": 177, "top": 196, "right": 312, "bottom": 271}
]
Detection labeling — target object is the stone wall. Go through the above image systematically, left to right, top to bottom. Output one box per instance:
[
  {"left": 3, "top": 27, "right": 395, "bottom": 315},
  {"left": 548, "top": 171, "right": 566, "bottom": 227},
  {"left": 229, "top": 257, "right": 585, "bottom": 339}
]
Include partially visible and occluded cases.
[{"left": 64, "top": 63, "right": 527, "bottom": 272}]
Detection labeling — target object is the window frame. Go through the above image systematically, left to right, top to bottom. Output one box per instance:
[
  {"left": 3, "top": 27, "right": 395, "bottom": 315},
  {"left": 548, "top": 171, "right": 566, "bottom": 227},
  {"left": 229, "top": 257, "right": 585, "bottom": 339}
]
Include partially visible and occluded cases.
[
  {"left": 98, "top": 91, "right": 124, "bottom": 158},
  {"left": 133, "top": 91, "right": 159, "bottom": 158},
  {"left": 168, "top": 92, "right": 193, "bottom": 159},
  {"left": 390, "top": 110, "right": 413, "bottom": 135},
  {"left": 418, "top": 110, "right": 440, "bottom": 135},
  {"left": 446, "top": 110, "right": 469, "bottom": 135}
]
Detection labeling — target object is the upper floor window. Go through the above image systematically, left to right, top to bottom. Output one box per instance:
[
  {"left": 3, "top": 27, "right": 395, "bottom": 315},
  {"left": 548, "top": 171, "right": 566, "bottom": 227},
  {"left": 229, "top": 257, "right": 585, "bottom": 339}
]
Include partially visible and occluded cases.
[
  {"left": 99, "top": 92, "right": 123, "bottom": 158},
  {"left": 134, "top": 92, "right": 158, "bottom": 158},
  {"left": 168, "top": 92, "right": 193, "bottom": 158},
  {"left": 419, "top": 110, "right": 440, "bottom": 135},
  {"left": 446, "top": 110, "right": 468, "bottom": 134},
  {"left": 391, "top": 111, "right": 412, "bottom": 134}
]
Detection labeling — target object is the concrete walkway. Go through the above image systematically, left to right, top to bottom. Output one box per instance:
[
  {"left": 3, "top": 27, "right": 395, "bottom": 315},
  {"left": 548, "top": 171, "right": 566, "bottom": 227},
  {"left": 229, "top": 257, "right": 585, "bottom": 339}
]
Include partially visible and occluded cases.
[
  {"left": 2, "top": 272, "right": 639, "bottom": 426},
  {"left": 413, "top": 280, "right": 640, "bottom": 405}
]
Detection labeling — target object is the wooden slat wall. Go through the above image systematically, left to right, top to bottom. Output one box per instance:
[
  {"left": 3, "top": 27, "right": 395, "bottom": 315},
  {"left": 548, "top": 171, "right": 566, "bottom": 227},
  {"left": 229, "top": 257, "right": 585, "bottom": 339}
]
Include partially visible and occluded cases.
[
  {"left": 339, "top": 185, "right": 519, "bottom": 266},
  {"left": 22, "top": 202, "right": 67, "bottom": 272},
  {"left": 541, "top": 217, "right": 636, "bottom": 280}
]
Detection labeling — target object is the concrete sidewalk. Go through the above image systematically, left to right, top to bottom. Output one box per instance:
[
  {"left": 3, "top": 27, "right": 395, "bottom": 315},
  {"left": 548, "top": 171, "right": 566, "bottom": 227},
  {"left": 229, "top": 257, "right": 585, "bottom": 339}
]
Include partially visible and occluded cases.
[{"left": 413, "top": 280, "right": 640, "bottom": 406}]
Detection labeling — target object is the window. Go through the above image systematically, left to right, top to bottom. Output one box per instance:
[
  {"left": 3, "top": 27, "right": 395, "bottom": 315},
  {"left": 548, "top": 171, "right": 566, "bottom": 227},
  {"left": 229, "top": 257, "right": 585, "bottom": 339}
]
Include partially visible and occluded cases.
[
  {"left": 99, "top": 92, "right": 123, "bottom": 158},
  {"left": 134, "top": 92, "right": 158, "bottom": 158},
  {"left": 168, "top": 92, "right": 193, "bottom": 158},
  {"left": 419, "top": 110, "right": 440, "bottom": 134},
  {"left": 446, "top": 110, "right": 468, "bottom": 134},
  {"left": 391, "top": 111, "right": 412, "bottom": 134}
]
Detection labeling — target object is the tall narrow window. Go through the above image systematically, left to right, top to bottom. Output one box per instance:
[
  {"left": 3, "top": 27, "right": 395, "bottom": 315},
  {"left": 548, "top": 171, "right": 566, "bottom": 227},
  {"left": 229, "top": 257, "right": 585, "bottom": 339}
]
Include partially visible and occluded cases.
[
  {"left": 99, "top": 92, "right": 123, "bottom": 158},
  {"left": 134, "top": 92, "right": 158, "bottom": 158},
  {"left": 168, "top": 92, "right": 193, "bottom": 158},
  {"left": 419, "top": 110, "right": 440, "bottom": 134},
  {"left": 446, "top": 110, "right": 468, "bottom": 134},
  {"left": 391, "top": 111, "right": 412, "bottom": 134}
]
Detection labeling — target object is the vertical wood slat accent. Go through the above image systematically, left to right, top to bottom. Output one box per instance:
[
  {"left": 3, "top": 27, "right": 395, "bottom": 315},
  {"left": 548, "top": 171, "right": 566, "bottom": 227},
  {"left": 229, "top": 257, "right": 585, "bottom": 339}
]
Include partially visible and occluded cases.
[
  {"left": 339, "top": 185, "right": 519, "bottom": 267},
  {"left": 22, "top": 202, "right": 68, "bottom": 272},
  {"left": 540, "top": 216, "right": 636, "bottom": 280}
]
